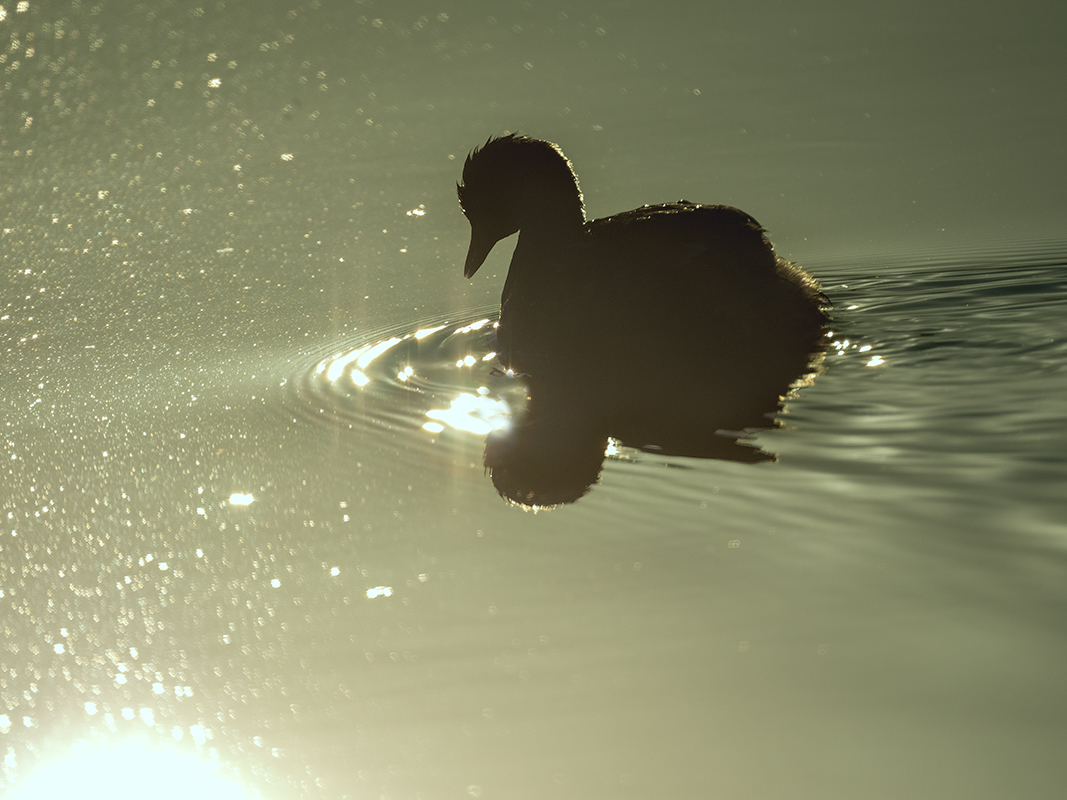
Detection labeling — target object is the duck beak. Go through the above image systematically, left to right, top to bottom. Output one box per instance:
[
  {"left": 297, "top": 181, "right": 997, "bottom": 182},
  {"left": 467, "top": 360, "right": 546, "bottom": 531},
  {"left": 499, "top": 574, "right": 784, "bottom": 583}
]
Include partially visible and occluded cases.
[{"left": 464, "top": 226, "right": 496, "bottom": 279}]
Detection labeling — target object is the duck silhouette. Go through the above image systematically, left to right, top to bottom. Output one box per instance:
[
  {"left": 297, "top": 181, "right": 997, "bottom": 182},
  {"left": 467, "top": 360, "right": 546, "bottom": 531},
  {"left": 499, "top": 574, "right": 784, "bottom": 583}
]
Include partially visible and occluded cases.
[{"left": 457, "top": 134, "right": 831, "bottom": 506}]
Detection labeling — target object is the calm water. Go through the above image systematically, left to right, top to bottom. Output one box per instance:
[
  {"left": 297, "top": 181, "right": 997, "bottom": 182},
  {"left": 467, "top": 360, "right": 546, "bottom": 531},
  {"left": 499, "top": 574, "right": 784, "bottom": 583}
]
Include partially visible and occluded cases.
[{"left": 2, "top": 1, "right": 1066, "bottom": 798}]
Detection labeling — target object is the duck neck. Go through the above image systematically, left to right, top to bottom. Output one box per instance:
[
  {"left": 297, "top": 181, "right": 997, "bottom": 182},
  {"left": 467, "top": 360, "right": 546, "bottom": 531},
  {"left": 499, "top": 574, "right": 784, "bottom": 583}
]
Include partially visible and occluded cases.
[
  {"left": 513, "top": 151, "right": 586, "bottom": 237},
  {"left": 505, "top": 184, "right": 583, "bottom": 299}
]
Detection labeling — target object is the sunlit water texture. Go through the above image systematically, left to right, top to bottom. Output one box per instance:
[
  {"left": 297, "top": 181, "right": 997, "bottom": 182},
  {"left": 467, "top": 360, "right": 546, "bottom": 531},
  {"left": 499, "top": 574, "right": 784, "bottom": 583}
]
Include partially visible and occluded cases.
[{"left": 1, "top": 0, "right": 1066, "bottom": 796}]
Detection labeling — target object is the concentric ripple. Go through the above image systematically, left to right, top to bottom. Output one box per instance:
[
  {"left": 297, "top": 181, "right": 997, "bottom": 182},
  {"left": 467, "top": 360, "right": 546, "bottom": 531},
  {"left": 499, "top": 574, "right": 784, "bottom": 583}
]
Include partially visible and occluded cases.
[{"left": 285, "top": 307, "right": 528, "bottom": 442}]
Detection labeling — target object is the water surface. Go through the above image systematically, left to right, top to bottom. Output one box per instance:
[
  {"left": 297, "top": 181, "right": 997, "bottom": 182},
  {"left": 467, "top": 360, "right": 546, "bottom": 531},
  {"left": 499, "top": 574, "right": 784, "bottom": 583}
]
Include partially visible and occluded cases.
[{"left": 2, "top": 2, "right": 1066, "bottom": 798}]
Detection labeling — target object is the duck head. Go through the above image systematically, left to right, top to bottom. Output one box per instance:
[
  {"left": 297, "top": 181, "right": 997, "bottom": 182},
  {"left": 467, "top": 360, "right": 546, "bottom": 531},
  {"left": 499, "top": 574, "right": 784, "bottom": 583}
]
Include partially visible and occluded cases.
[{"left": 457, "top": 134, "right": 586, "bottom": 278}]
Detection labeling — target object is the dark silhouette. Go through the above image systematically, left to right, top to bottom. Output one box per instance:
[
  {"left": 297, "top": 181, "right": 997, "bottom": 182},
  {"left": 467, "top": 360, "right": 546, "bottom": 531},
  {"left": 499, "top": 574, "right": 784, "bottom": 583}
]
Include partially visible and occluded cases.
[{"left": 458, "top": 134, "right": 830, "bottom": 507}]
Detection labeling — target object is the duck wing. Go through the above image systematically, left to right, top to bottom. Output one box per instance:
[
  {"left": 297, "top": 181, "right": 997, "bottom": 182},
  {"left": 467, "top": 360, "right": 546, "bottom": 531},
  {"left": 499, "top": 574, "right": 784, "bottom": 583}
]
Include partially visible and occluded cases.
[{"left": 584, "top": 202, "right": 779, "bottom": 288}]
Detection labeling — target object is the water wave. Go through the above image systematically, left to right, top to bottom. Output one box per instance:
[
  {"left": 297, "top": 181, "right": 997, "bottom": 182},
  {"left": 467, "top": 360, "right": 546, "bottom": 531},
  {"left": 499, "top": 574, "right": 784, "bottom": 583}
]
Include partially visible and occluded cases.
[{"left": 283, "top": 306, "right": 528, "bottom": 443}]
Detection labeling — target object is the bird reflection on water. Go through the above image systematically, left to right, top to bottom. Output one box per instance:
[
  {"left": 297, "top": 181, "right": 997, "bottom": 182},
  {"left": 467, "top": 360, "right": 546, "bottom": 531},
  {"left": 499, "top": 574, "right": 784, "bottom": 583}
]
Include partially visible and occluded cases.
[{"left": 458, "top": 135, "right": 832, "bottom": 507}]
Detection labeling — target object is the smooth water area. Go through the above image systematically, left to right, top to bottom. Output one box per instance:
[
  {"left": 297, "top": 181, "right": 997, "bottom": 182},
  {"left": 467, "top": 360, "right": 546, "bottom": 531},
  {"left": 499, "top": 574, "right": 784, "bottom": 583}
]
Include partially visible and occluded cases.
[{"left": 2, "top": 2, "right": 1066, "bottom": 799}]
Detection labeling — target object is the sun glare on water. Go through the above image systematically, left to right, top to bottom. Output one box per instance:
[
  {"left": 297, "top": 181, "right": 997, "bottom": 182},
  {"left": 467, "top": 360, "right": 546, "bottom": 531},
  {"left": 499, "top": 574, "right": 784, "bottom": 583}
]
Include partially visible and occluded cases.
[{"left": 10, "top": 741, "right": 254, "bottom": 800}]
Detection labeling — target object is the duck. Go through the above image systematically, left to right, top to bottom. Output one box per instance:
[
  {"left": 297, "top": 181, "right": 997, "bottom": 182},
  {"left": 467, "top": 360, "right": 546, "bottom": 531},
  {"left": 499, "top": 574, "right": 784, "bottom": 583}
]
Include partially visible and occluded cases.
[{"left": 457, "top": 134, "right": 830, "bottom": 493}]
